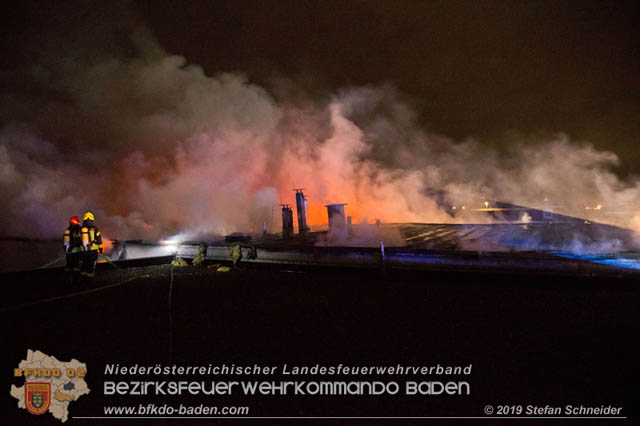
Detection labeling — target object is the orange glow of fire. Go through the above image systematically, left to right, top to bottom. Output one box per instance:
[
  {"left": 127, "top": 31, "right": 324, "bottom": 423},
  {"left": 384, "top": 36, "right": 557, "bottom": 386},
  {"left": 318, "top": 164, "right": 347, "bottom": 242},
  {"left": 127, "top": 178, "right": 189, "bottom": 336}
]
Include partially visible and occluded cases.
[
  {"left": 304, "top": 202, "right": 367, "bottom": 226},
  {"left": 102, "top": 237, "right": 112, "bottom": 251}
]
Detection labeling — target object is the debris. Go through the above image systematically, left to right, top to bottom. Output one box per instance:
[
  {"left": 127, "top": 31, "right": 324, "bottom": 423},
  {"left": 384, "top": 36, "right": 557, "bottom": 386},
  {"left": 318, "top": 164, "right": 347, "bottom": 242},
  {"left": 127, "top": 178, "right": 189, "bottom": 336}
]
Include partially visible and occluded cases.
[
  {"left": 192, "top": 243, "right": 207, "bottom": 267},
  {"left": 230, "top": 244, "right": 243, "bottom": 267},
  {"left": 171, "top": 257, "right": 188, "bottom": 267},
  {"left": 216, "top": 266, "right": 231, "bottom": 272}
]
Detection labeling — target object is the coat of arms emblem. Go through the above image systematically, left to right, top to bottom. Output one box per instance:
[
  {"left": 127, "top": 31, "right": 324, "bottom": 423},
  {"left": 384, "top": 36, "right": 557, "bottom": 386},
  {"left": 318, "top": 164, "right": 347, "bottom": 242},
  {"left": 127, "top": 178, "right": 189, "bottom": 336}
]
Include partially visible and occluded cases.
[{"left": 25, "top": 382, "right": 51, "bottom": 415}]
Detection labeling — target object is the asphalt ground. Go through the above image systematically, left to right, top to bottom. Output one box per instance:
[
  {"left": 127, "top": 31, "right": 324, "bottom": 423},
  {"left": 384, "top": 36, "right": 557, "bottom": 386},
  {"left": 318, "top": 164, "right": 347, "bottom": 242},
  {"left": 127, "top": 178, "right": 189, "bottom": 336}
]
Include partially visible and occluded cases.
[{"left": 2, "top": 261, "right": 639, "bottom": 425}]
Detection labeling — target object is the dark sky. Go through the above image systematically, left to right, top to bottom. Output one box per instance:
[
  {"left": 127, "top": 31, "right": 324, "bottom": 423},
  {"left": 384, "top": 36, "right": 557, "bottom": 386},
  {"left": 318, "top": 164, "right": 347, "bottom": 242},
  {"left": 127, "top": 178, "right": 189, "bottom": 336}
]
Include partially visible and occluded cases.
[
  {"left": 3, "top": 0, "right": 640, "bottom": 172},
  {"left": 133, "top": 0, "right": 640, "bottom": 173}
]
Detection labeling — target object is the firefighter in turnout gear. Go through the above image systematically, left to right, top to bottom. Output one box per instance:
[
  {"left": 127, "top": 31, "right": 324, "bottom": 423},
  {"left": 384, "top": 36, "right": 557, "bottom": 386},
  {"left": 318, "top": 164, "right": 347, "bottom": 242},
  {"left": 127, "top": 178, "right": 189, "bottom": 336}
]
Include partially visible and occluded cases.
[
  {"left": 80, "top": 212, "right": 103, "bottom": 278},
  {"left": 63, "top": 216, "right": 83, "bottom": 272}
]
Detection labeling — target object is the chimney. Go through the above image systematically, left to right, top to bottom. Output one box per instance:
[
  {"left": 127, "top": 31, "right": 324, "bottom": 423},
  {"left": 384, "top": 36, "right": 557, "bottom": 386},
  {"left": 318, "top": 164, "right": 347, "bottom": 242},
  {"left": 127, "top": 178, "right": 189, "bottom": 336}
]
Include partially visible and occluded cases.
[
  {"left": 294, "top": 189, "right": 308, "bottom": 235},
  {"left": 326, "top": 203, "right": 347, "bottom": 238},
  {"left": 281, "top": 204, "right": 294, "bottom": 239}
]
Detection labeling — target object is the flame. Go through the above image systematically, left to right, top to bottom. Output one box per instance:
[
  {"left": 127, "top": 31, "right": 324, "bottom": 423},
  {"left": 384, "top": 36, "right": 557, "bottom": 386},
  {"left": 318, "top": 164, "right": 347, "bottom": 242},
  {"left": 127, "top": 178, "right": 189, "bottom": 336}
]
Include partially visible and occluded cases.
[
  {"left": 281, "top": 196, "right": 373, "bottom": 226},
  {"left": 102, "top": 237, "right": 112, "bottom": 251}
]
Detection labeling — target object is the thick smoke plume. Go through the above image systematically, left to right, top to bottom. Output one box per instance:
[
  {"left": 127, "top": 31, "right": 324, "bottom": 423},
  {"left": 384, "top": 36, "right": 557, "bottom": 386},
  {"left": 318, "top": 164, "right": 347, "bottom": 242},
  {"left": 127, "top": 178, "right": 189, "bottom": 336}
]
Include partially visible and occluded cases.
[{"left": 1, "top": 19, "right": 639, "bottom": 242}]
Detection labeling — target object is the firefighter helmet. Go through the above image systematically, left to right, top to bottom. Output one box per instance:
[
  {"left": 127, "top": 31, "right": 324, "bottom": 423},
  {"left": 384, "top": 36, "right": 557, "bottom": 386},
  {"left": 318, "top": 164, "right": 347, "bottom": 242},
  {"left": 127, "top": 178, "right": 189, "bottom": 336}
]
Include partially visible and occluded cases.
[
  {"left": 83, "top": 212, "right": 95, "bottom": 221},
  {"left": 69, "top": 216, "right": 80, "bottom": 225}
]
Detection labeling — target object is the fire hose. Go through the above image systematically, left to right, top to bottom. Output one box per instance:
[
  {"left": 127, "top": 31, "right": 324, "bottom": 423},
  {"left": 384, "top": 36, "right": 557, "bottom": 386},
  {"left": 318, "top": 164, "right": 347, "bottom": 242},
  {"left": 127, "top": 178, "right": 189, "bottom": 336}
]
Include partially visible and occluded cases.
[
  {"left": 38, "top": 253, "right": 120, "bottom": 270},
  {"left": 98, "top": 253, "right": 122, "bottom": 269},
  {"left": 5, "top": 255, "right": 152, "bottom": 313},
  {"left": 37, "top": 255, "right": 66, "bottom": 269}
]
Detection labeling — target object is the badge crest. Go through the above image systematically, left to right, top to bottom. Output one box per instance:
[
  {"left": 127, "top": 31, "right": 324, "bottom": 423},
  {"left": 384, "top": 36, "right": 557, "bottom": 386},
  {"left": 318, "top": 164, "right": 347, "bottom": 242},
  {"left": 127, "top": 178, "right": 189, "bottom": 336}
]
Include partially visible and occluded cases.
[{"left": 25, "top": 382, "right": 51, "bottom": 415}]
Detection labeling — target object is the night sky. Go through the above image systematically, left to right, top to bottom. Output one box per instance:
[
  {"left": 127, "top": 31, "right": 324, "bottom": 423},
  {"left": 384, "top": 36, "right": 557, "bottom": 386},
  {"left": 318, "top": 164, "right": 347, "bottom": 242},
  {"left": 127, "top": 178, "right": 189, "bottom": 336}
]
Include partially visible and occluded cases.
[
  {"left": 2, "top": 0, "right": 639, "bottom": 170},
  {"left": 138, "top": 0, "right": 640, "bottom": 173}
]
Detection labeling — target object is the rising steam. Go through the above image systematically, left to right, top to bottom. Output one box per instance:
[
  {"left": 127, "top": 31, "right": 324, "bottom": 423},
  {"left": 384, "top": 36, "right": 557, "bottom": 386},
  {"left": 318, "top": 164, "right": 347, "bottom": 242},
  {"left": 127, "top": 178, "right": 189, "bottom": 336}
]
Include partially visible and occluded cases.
[{"left": 1, "top": 20, "right": 639, "bottom": 242}]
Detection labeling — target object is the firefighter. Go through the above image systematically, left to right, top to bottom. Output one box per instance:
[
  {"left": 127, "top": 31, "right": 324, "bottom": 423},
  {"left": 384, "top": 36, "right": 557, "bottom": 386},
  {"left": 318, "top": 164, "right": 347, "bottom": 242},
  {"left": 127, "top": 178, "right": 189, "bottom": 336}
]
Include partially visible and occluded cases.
[
  {"left": 80, "top": 212, "right": 103, "bottom": 278},
  {"left": 63, "top": 216, "right": 83, "bottom": 272}
]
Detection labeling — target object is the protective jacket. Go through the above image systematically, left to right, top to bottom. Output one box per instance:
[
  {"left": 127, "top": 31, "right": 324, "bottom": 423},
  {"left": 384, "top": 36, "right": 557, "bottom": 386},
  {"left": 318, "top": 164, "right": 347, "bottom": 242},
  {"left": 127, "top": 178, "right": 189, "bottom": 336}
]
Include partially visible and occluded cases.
[
  {"left": 81, "top": 219, "right": 103, "bottom": 253},
  {"left": 63, "top": 224, "right": 84, "bottom": 253}
]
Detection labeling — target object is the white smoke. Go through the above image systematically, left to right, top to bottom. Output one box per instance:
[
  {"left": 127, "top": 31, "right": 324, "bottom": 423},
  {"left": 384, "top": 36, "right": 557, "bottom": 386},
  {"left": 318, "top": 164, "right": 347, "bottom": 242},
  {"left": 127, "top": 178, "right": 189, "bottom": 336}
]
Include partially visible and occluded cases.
[{"left": 1, "top": 21, "right": 640, "bottom": 244}]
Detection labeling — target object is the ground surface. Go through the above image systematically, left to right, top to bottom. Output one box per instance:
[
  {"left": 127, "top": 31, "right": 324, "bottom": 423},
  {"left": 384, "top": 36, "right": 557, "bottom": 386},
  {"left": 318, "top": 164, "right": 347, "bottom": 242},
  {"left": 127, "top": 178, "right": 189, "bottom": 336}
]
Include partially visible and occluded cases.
[{"left": 2, "top": 261, "right": 639, "bottom": 425}]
